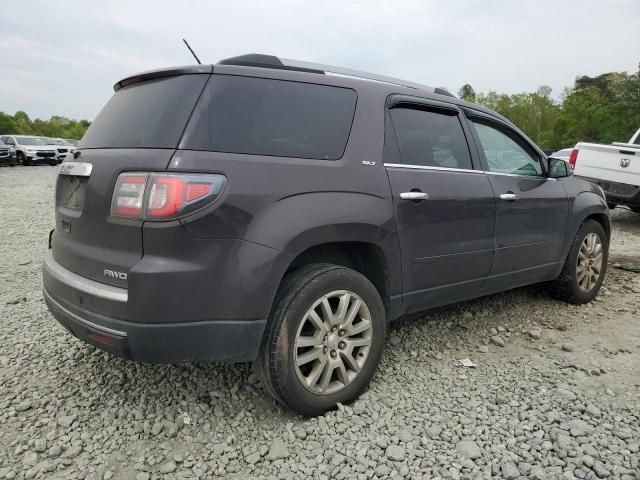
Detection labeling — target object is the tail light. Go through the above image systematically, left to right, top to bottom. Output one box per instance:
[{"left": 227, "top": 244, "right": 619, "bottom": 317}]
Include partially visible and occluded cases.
[
  {"left": 568, "top": 148, "right": 579, "bottom": 170},
  {"left": 111, "top": 173, "right": 225, "bottom": 220},
  {"left": 113, "top": 174, "right": 147, "bottom": 217}
]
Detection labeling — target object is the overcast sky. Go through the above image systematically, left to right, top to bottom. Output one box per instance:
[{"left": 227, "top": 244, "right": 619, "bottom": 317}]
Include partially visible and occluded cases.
[{"left": 1, "top": 0, "right": 639, "bottom": 121}]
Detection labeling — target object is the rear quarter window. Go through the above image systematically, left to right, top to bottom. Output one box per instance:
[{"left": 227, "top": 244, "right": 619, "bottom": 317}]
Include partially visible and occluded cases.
[
  {"left": 80, "top": 75, "right": 209, "bottom": 149},
  {"left": 180, "top": 75, "right": 357, "bottom": 160}
]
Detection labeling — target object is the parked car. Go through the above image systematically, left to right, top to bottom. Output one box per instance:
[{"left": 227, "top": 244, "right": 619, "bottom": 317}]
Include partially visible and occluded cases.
[
  {"left": 42, "top": 54, "right": 611, "bottom": 415},
  {"left": 572, "top": 128, "right": 640, "bottom": 212},
  {"left": 0, "top": 135, "right": 59, "bottom": 165},
  {"left": 41, "top": 137, "right": 76, "bottom": 164},
  {"left": 0, "top": 139, "right": 17, "bottom": 166},
  {"left": 549, "top": 148, "right": 573, "bottom": 163}
]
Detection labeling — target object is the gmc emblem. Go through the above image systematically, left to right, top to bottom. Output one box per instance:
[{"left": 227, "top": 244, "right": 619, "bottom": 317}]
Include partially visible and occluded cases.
[{"left": 104, "top": 269, "right": 128, "bottom": 280}]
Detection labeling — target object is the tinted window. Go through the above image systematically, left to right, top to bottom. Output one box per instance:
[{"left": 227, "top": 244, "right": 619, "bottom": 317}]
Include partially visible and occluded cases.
[
  {"left": 81, "top": 75, "right": 208, "bottom": 149},
  {"left": 181, "top": 75, "right": 357, "bottom": 160},
  {"left": 389, "top": 107, "right": 472, "bottom": 169},
  {"left": 471, "top": 120, "right": 542, "bottom": 176}
]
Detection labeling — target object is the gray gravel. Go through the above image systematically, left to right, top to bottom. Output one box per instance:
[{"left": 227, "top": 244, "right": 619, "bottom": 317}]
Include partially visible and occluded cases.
[{"left": 1, "top": 165, "right": 639, "bottom": 480}]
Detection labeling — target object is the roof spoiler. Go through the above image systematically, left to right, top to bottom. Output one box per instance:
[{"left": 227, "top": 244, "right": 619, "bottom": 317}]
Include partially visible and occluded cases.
[{"left": 113, "top": 65, "right": 212, "bottom": 91}]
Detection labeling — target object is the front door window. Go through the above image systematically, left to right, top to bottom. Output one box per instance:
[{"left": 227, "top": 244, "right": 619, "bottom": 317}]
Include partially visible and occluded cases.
[{"left": 470, "top": 120, "right": 542, "bottom": 176}]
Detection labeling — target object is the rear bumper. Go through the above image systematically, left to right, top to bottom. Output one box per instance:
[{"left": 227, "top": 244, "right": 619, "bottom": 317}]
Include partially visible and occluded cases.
[
  {"left": 579, "top": 176, "right": 640, "bottom": 207},
  {"left": 42, "top": 251, "right": 266, "bottom": 363}
]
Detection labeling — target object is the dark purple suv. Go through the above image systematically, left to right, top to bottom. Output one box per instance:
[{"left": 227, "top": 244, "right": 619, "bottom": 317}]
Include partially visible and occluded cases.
[{"left": 43, "top": 54, "right": 610, "bottom": 415}]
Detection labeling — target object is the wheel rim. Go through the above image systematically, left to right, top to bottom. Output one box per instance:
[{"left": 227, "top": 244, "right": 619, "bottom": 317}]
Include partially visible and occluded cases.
[
  {"left": 576, "top": 232, "right": 603, "bottom": 291},
  {"left": 294, "top": 290, "right": 373, "bottom": 396}
]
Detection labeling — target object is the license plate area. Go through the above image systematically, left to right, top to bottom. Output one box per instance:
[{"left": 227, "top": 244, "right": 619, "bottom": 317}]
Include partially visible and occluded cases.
[
  {"left": 58, "top": 162, "right": 93, "bottom": 212},
  {"left": 60, "top": 175, "right": 88, "bottom": 211}
]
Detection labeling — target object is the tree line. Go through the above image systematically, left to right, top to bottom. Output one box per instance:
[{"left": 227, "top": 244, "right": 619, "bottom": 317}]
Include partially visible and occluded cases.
[
  {"left": 1, "top": 63, "right": 638, "bottom": 148},
  {"left": 459, "top": 63, "right": 640, "bottom": 150},
  {"left": 0, "top": 111, "right": 89, "bottom": 140}
]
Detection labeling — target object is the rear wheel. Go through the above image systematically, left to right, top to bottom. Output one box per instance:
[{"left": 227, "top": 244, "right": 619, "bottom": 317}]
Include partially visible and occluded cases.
[
  {"left": 551, "top": 219, "right": 608, "bottom": 304},
  {"left": 257, "top": 264, "right": 386, "bottom": 416}
]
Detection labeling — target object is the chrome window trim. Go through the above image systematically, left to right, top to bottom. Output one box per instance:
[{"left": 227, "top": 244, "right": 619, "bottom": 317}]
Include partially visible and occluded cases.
[
  {"left": 383, "top": 163, "right": 482, "bottom": 174},
  {"left": 383, "top": 163, "right": 557, "bottom": 180},
  {"left": 485, "top": 171, "right": 557, "bottom": 181},
  {"left": 43, "top": 251, "right": 128, "bottom": 303},
  {"left": 43, "top": 289, "right": 127, "bottom": 337}
]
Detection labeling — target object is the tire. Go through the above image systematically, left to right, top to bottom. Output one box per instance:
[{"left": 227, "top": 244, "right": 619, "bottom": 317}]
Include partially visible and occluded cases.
[
  {"left": 16, "top": 152, "right": 26, "bottom": 166},
  {"left": 606, "top": 202, "right": 617, "bottom": 210},
  {"left": 630, "top": 206, "right": 640, "bottom": 214},
  {"left": 551, "top": 219, "right": 608, "bottom": 304},
  {"left": 257, "top": 263, "right": 386, "bottom": 416}
]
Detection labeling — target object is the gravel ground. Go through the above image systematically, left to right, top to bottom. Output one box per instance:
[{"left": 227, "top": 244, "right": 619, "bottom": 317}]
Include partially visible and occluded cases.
[{"left": 1, "top": 165, "right": 639, "bottom": 480}]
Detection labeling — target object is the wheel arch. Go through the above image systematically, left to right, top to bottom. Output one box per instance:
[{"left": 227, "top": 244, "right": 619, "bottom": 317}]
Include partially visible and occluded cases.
[
  {"left": 563, "top": 191, "right": 611, "bottom": 260},
  {"left": 584, "top": 212, "right": 611, "bottom": 240},
  {"left": 286, "top": 241, "right": 390, "bottom": 304}
]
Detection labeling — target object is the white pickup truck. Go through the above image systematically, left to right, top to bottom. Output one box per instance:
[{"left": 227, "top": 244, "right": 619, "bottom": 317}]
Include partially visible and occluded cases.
[{"left": 570, "top": 128, "right": 640, "bottom": 212}]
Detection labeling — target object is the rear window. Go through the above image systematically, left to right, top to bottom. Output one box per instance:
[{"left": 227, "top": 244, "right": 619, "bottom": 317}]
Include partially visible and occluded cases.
[
  {"left": 80, "top": 75, "right": 208, "bottom": 149},
  {"left": 180, "top": 75, "right": 357, "bottom": 160}
]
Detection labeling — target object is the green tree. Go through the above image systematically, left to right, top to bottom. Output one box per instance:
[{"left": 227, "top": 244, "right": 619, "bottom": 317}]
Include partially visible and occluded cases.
[
  {"left": 473, "top": 63, "right": 640, "bottom": 150},
  {"left": 2, "top": 64, "right": 638, "bottom": 149},
  {"left": 458, "top": 84, "right": 476, "bottom": 102},
  {"left": 0, "top": 111, "right": 91, "bottom": 140},
  {"left": 0, "top": 112, "right": 18, "bottom": 134}
]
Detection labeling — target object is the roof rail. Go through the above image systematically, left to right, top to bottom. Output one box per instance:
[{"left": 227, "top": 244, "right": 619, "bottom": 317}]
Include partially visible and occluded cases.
[{"left": 217, "top": 54, "right": 454, "bottom": 96}]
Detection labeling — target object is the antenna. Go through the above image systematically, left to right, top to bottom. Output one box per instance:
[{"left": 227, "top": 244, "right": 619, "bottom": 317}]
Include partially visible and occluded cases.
[{"left": 182, "top": 38, "right": 201, "bottom": 65}]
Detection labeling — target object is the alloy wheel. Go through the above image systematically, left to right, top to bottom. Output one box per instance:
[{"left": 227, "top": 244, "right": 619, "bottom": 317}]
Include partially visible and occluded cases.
[
  {"left": 576, "top": 232, "right": 603, "bottom": 291},
  {"left": 294, "top": 290, "right": 372, "bottom": 395}
]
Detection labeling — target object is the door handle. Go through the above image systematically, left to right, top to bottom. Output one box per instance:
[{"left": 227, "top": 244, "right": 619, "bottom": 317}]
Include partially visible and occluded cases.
[
  {"left": 400, "top": 192, "right": 429, "bottom": 200},
  {"left": 499, "top": 193, "right": 519, "bottom": 201}
]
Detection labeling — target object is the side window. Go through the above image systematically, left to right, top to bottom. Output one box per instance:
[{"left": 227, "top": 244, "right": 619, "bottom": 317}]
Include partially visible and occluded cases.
[
  {"left": 181, "top": 76, "right": 357, "bottom": 160},
  {"left": 389, "top": 107, "right": 473, "bottom": 170},
  {"left": 470, "top": 119, "right": 542, "bottom": 176}
]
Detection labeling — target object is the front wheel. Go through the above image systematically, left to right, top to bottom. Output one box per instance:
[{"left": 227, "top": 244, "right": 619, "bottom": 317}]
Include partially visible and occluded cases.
[
  {"left": 551, "top": 219, "right": 608, "bottom": 304},
  {"left": 257, "top": 264, "right": 386, "bottom": 416}
]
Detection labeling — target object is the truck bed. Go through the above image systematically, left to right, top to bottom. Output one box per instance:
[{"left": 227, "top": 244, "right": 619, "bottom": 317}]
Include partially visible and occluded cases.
[{"left": 573, "top": 142, "right": 640, "bottom": 208}]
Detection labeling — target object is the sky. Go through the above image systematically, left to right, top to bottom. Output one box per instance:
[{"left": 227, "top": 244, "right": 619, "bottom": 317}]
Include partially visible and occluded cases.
[{"left": 1, "top": 0, "right": 639, "bottom": 121}]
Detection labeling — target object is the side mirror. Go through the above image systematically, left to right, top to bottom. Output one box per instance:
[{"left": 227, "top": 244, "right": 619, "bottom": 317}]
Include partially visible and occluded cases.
[{"left": 548, "top": 157, "right": 571, "bottom": 178}]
